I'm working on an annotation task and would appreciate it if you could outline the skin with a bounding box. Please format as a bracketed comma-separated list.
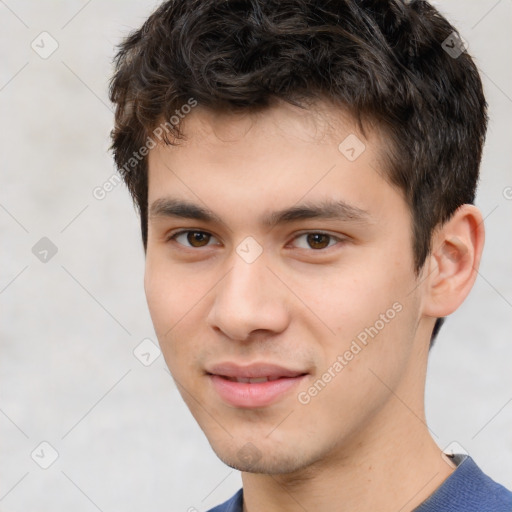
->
[144, 99, 485, 512]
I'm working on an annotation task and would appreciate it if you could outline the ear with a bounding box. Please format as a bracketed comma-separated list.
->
[422, 204, 485, 318]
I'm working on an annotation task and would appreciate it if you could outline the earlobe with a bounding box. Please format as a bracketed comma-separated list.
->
[422, 205, 485, 318]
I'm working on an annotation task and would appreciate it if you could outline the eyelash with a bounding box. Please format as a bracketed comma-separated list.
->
[165, 229, 345, 252]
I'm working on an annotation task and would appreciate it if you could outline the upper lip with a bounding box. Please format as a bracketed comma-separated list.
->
[206, 362, 307, 379]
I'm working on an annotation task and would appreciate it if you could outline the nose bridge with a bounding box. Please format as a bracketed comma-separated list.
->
[208, 243, 289, 340]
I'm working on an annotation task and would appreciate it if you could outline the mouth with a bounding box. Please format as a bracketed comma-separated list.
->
[206, 362, 308, 408]
[221, 376, 282, 383]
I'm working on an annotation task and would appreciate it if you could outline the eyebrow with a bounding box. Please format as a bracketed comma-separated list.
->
[148, 197, 371, 228]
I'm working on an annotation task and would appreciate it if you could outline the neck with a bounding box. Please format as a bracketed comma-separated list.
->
[240, 387, 455, 512]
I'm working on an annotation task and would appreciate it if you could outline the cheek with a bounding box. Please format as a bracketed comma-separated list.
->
[144, 259, 186, 351]
[144, 266, 175, 337]
[144, 252, 200, 330]
[144, 256, 213, 373]
[295, 263, 407, 338]
[307, 251, 419, 371]
[298, 291, 419, 436]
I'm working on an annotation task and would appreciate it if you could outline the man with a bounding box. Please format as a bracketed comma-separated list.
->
[109, 0, 512, 510]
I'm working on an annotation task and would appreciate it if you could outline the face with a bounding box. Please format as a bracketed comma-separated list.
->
[144, 100, 427, 474]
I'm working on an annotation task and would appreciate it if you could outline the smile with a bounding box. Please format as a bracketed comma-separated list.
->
[206, 362, 308, 408]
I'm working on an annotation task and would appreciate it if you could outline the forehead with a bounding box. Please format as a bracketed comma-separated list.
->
[161, 99, 372, 155]
[146, 100, 402, 231]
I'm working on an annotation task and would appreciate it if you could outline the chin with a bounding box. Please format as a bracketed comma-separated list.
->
[210, 439, 315, 475]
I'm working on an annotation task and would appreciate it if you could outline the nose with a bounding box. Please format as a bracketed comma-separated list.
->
[206, 250, 290, 342]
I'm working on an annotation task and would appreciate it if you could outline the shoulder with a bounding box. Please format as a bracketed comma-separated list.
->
[415, 455, 512, 512]
[205, 488, 243, 512]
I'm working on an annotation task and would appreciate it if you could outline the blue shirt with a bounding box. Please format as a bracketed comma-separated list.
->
[207, 454, 512, 512]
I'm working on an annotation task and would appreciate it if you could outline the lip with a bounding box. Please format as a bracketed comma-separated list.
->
[206, 362, 308, 408]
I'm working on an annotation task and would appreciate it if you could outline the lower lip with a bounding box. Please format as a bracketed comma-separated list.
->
[209, 374, 306, 408]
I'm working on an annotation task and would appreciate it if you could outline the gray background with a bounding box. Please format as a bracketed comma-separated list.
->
[0, 1, 511, 511]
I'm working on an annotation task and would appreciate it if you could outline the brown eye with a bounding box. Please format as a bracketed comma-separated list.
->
[170, 230, 216, 248]
[292, 232, 339, 250]
[306, 233, 331, 249]
[187, 231, 210, 247]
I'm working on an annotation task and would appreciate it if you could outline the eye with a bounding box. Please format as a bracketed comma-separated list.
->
[168, 230, 220, 248]
[291, 232, 343, 250]
[166, 230, 344, 251]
